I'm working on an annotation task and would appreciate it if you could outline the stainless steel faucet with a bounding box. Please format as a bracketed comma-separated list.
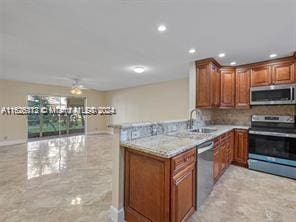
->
[189, 108, 202, 129]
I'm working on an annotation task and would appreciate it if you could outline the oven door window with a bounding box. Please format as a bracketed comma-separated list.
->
[251, 88, 291, 102]
[249, 134, 296, 160]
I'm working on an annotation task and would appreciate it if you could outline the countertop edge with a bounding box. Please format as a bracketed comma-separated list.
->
[121, 125, 249, 158]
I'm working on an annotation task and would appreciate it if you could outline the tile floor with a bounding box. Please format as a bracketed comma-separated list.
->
[189, 165, 296, 222]
[0, 134, 295, 222]
[0, 135, 112, 222]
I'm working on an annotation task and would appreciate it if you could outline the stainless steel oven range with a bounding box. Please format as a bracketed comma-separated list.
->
[248, 115, 296, 179]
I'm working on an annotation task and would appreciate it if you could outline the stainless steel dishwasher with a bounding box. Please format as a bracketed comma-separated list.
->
[197, 141, 214, 208]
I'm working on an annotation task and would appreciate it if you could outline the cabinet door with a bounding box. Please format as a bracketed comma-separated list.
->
[226, 140, 231, 167]
[233, 130, 248, 167]
[236, 69, 250, 108]
[220, 143, 227, 171]
[272, 61, 295, 84]
[220, 68, 235, 107]
[210, 65, 220, 107]
[228, 131, 234, 164]
[196, 65, 211, 108]
[125, 149, 170, 222]
[251, 65, 272, 86]
[171, 163, 196, 222]
[213, 147, 220, 182]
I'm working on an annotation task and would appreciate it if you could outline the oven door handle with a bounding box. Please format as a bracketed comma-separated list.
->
[249, 130, 296, 138]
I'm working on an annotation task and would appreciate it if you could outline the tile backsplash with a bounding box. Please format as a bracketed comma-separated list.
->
[202, 105, 295, 126]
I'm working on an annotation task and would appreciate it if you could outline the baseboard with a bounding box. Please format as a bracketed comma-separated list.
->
[0, 139, 27, 147]
[87, 130, 114, 135]
[109, 206, 125, 222]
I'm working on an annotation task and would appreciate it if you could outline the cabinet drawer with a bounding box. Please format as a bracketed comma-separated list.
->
[171, 148, 196, 175]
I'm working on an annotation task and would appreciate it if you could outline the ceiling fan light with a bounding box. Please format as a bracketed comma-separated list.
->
[71, 86, 82, 95]
[76, 89, 82, 95]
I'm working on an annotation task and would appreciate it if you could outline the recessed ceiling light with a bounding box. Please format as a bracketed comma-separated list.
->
[269, 53, 277, 58]
[133, 66, 145, 74]
[230, 61, 236, 66]
[188, 48, 196, 54]
[218, 53, 226, 58]
[158, 25, 167, 32]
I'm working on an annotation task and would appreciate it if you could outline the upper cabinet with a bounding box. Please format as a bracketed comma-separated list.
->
[272, 61, 295, 84]
[210, 64, 220, 107]
[196, 64, 211, 108]
[196, 59, 221, 108]
[195, 54, 296, 109]
[250, 65, 272, 87]
[220, 67, 235, 108]
[236, 68, 250, 108]
[251, 60, 296, 87]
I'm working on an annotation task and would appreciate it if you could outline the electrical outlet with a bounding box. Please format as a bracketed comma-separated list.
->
[131, 131, 140, 139]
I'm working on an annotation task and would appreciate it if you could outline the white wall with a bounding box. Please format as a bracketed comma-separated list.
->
[0, 79, 107, 143]
[105, 78, 189, 125]
[0, 78, 191, 142]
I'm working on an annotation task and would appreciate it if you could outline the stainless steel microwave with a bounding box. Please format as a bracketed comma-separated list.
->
[250, 84, 296, 105]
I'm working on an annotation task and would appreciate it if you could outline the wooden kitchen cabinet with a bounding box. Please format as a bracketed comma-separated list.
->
[220, 67, 235, 108]
[233, 129, 248, 167]
[196, 64, 211, 108]
[196, 59, 221, 108]
[220, 143, 227, 171]
[272, 61, 295, 84]
[171, 163, 196, 222]
[228, 131, 234, 164]
[124, 147, 196, 222]
[124, 149, 170, 222]
[196, 54, 296, 109]
[236, 69, 250, 108]
[213, 141, 221, 182]
[210, 64, 221, 107]
[213, 130, 235, 183]
[251, 65, 272, 87]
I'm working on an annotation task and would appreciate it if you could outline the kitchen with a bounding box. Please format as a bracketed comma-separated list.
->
[1, 1, 296, 222]
[109, 54, 296, 222]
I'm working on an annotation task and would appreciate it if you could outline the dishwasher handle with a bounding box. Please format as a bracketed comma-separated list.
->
[197, 141, 214, 154]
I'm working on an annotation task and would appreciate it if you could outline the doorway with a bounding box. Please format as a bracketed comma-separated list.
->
[27, 95, 86, 139]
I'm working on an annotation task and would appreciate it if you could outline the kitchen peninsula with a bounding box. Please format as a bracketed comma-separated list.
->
[109, 120, 249, 222]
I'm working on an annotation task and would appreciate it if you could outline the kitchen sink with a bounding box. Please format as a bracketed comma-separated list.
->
[166, 127, 217, 140]
[189, 128, 217, 133]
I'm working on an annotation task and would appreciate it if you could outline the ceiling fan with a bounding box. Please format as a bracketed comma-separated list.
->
[70, 78, 86, 95]
[51, 76, 90, 95]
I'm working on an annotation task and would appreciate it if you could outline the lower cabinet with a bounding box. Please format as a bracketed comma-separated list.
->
[213, 129, 247, 183]
[227, 131, 234, 165]
[171, 163, 196, 222]
[124, 147, 196, 222]
[213, 145, 221, 182]
[233, 129, 249, 167]
[213, 132, 232, 182]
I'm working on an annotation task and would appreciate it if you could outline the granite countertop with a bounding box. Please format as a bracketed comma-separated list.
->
[121, 125, 249, 158]
[108, 119, 188, 129]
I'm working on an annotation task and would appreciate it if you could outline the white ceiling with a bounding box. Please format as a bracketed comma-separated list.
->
[1, 0, 296, 91]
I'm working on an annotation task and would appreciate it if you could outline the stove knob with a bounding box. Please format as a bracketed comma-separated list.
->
[287, 116, 294, 122]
